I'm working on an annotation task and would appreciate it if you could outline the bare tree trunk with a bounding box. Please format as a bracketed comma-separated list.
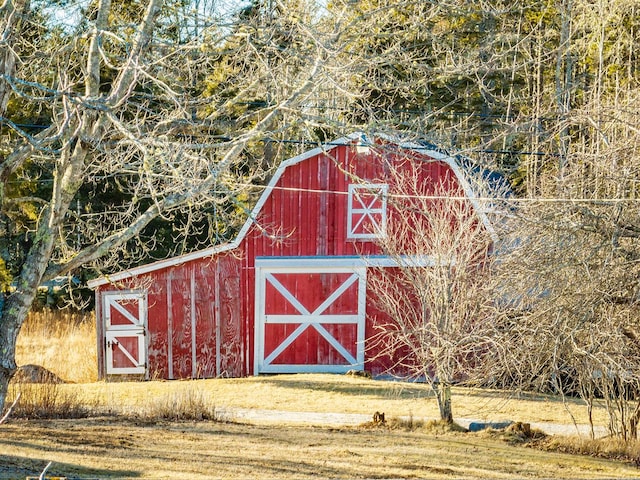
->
[555, 0, 573, 183]
[0, 0, 30, 412]
[0, 0, 29, 113]
[0, 137, 86, 409]
[0, 222, 55, 408]
[0, 276, 39, 409]
[434, 381, 453, 424]
[0, 0, 110, 410]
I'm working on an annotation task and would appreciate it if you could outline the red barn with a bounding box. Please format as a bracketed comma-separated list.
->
[88, 133, 500, 380]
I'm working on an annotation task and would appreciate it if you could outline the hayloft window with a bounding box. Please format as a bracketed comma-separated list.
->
[347, 184, 388, 239]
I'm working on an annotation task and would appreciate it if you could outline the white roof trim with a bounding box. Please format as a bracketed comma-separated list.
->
[255, 255, 451, 268]
[88, 132, 497, 287]
[375, 133, 499, 243]
[88, 134, 361, 288]
[87, 243, 237, 287]
[440, 156, 499, 242]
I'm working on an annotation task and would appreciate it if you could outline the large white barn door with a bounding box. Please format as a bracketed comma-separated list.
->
[255, 259, 366, 374]
[103, 291, 147, 375]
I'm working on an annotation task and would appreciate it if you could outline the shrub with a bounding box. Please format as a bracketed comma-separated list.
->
[5, 381, 93, 419]
[133, 387, 218, 421]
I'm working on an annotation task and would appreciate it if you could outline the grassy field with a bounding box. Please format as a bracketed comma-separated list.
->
[57, 374, 606, 428]
[3, 417, 639, 480]
[16, 309, 98, 383]
[3, 310, 639, 479]
[12, 310, 609, 426]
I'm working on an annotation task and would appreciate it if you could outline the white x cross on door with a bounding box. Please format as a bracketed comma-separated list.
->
[103, 291, 147, 375]
[347, 184, 388, 239]
[255, 261, 366, 374]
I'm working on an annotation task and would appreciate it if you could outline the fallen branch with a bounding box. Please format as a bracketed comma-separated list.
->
[0, 392, 20, 425]
[39, 461, 52, 480]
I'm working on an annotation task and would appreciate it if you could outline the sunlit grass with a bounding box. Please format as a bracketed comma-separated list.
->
[45, 373, 607, 431]
[13, 309, 609, 428]
[16, 309, 97, 383]
[3, 417, 639, 480]
[8, 308, 640, 476]
[5, 381, 94, 419]
[542, 435, 640, 465]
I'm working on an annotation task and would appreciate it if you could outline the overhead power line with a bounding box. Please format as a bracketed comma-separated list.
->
[1, 121, 563, 157]
[260, 137, 562, 158]
[6, 175, 640, 205]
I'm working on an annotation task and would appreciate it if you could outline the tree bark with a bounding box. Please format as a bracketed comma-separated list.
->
[0, 209, 59, 410]
[434, 381, 454, 424]
[0, 0, 108, 411]
[0, 0, 31, 412]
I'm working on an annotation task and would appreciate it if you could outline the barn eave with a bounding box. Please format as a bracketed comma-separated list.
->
[87, 132, 501, 288]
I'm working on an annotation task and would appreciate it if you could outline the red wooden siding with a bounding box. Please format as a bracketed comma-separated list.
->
[93, 136, 491, 380]
[97, 253, 243, 379]
[243, 145, 390, 260]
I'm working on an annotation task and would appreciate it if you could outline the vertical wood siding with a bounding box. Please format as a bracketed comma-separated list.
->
[97, 141, 472, 379]
[98, 253, 244, 379]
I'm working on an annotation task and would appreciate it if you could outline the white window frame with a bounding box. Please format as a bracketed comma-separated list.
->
[347, 183, 388, 240]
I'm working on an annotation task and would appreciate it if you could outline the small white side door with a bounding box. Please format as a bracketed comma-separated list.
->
[103, 291, 147, 375]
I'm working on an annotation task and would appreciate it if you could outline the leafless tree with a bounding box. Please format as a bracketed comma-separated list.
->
[366, 161, 505, 423]
[0, 0, 377, 412]
[475, 0, 640, 440]
[489, 195, 640, 439]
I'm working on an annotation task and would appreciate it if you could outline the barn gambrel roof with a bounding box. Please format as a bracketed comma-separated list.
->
[88, 133, 506, 288]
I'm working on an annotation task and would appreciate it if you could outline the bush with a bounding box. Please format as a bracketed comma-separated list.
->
[5, 381, 93, 419]
[133, 387, 218, 422]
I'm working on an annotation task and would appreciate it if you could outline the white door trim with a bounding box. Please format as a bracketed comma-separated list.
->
[103, 290, 147, 375]
[254, 260, 366, 374]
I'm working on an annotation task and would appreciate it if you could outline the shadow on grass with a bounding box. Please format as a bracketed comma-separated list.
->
[259, 374, 581, 411]
[462, 386, 584, 406]
[0, 454, 140, 479]
[258, 373, 436, 400]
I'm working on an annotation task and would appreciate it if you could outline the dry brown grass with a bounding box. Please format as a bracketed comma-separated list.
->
[2, 417, 639, 480]
[68, 373, 609, 430]
[131, 386, 218, 421]
[541, 435, 640, 465]
[15, 309, 97, 383]
[5, 382, 92, 419]
[6, 310, 98, 420]
[7, 308, 640, 479]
